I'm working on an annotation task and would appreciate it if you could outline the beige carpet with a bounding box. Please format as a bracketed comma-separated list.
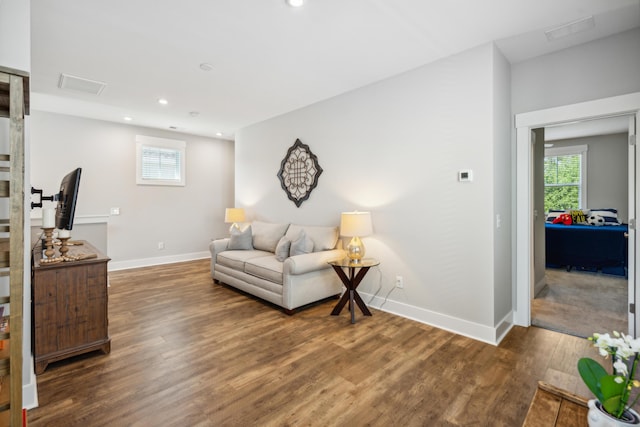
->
[532, 268, 628, 338]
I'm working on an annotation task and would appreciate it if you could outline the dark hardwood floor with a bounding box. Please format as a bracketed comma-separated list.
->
[28, 259, 599, 426]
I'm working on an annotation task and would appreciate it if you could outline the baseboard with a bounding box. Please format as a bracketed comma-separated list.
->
[108, 251, 210, 271]
[361, 291, 513, 346]
[23, 356, 39, 409]
[534, 276, 546, 297]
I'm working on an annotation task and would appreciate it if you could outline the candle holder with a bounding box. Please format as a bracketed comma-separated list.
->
[41, 227, 55, 259]
[58, 236, 70, 258]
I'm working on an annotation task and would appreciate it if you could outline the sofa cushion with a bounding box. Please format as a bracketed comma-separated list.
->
[274, 236, 291, 262]
[290, 229, 314, 256]
[245, 256, 284, 284]
[286, 224, 339, 252]
[217, 249, 272, 271]
[251, 221, 290, 252]
[228, 225, 253, 250]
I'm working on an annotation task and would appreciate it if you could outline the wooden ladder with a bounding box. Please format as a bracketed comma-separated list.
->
[0, 66, 29, 426]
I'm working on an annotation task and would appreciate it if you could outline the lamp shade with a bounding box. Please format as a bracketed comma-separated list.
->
[224, 208, 245, 223]
[340, 211, 372, 237]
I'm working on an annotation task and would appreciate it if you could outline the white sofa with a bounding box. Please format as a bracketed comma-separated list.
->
[209, 221, 346, 313]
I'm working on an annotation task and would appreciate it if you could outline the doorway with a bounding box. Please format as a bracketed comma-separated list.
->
[514, 92, 640, 337]
[530, 123, 630, 337]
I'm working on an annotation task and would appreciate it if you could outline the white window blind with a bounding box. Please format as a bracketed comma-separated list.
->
[136, 135, 186, 186]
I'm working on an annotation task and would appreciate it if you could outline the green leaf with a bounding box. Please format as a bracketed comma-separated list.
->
[600, 375, 626, 415]
[578, 358, 608, 401]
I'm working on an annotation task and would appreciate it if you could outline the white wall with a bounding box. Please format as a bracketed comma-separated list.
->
[0, 0, 30, 72]
[512, 28, 640, 115]
[492, 45, 512, 327]
[236, 43, 511, 343]
[30, 111, 235, 269]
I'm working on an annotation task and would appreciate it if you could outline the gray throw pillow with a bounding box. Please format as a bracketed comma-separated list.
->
[274, 236, 291, 262]
[289, 229, 314, 257]
[228, 225, 253, 250]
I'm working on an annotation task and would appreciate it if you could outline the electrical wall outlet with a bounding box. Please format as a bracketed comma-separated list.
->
[395, 275, 404, 288]
[158, 241, 165, 250]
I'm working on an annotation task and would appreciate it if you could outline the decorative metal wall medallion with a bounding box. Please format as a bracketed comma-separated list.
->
[277, 139, 323, 207]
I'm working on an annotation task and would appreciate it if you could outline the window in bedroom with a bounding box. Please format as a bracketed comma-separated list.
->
[544, 144, 587, 211]
[136, 135, 186, 186]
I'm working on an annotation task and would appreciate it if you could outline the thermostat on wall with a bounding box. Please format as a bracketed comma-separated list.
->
[458, 170, 473, 182]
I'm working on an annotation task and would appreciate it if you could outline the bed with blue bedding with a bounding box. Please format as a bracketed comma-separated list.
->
[545, 223, 628, 276]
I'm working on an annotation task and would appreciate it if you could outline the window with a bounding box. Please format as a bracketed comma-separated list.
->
[136, 135, 186, 186]
[544, 144, 587, 211]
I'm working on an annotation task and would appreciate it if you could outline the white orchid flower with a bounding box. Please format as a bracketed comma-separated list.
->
[614, 359, 629, 376]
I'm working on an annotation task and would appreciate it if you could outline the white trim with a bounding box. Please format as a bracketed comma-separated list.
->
[22, 357, 38, 409]
[108, 251, 210, 271]
[363, 291, 514, 345]
[514, 92, 640, 330]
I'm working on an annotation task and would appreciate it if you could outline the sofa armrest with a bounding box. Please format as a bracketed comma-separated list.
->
[209, 238, 230, 258]
[283, 249, 345, 276]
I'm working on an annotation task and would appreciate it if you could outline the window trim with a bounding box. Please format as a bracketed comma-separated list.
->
[135, 135, 186, 187]
[544, 144, 588, 211]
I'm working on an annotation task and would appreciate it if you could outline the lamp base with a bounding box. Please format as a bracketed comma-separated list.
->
[346, 236, 365, 263]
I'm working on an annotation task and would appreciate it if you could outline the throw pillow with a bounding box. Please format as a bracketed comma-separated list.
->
[569, 210, 587, 224]
[274, 236, 291, 262]
[589, 209, 622, 225]
[290, 229, 314, 257]
[251, 221, 290, 252]
[228, 225, 253, 250]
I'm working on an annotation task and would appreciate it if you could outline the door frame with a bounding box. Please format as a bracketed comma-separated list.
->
[514, 92, 640, 334]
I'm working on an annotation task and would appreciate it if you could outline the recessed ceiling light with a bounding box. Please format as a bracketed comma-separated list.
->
[158, 98, 169, 105]
[189, 111, 200, 117]
[286, 0, 304, 7]
[199, 63, 214, 72]
[215, 132, 223, 137]
[169, 126, 178, 130]
[123, 116, 133, 121]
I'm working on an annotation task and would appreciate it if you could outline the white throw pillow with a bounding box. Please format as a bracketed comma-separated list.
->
[274, 236, 291, 262]
[286, 224, 339, 252]
[289, 229, 314, 257]
[251, 221, 290, 252]
[228, 225, 253, 250]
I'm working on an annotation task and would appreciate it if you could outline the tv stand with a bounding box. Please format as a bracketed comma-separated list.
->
[32, 240, 111, 374]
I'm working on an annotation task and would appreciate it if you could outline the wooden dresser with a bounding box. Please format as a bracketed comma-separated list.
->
[32, 240, 111, 374]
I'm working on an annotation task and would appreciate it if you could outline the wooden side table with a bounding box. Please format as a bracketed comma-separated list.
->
[328, 258, 379, 324]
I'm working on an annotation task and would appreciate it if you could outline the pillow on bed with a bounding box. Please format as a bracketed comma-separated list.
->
[569, 210, 589, 225]
[545, 210, 565, 223]
[589, 209, 621, 225]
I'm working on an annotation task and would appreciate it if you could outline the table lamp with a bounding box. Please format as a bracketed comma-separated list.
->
[340, 211, 373, 263]
[225, 208, 245, 232]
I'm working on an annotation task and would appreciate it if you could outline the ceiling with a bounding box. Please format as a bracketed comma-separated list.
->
[30, 0, 640, 140]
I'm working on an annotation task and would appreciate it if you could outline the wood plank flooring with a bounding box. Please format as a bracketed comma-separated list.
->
[28, 259, 602, 426]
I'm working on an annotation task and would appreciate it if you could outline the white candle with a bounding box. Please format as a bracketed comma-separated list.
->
[42, 208, 55, 228]
[58, 229, 70, 238]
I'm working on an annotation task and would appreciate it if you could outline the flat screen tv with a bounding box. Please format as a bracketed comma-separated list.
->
[55, 168, 82, 230]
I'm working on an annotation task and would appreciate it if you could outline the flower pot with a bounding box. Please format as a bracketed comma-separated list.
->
[588, 399, 640, 427]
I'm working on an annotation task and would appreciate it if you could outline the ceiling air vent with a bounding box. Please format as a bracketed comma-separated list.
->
[58, 73, 107, 95]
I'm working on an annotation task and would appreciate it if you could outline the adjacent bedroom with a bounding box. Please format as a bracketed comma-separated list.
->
[531, 116, 632, 338]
